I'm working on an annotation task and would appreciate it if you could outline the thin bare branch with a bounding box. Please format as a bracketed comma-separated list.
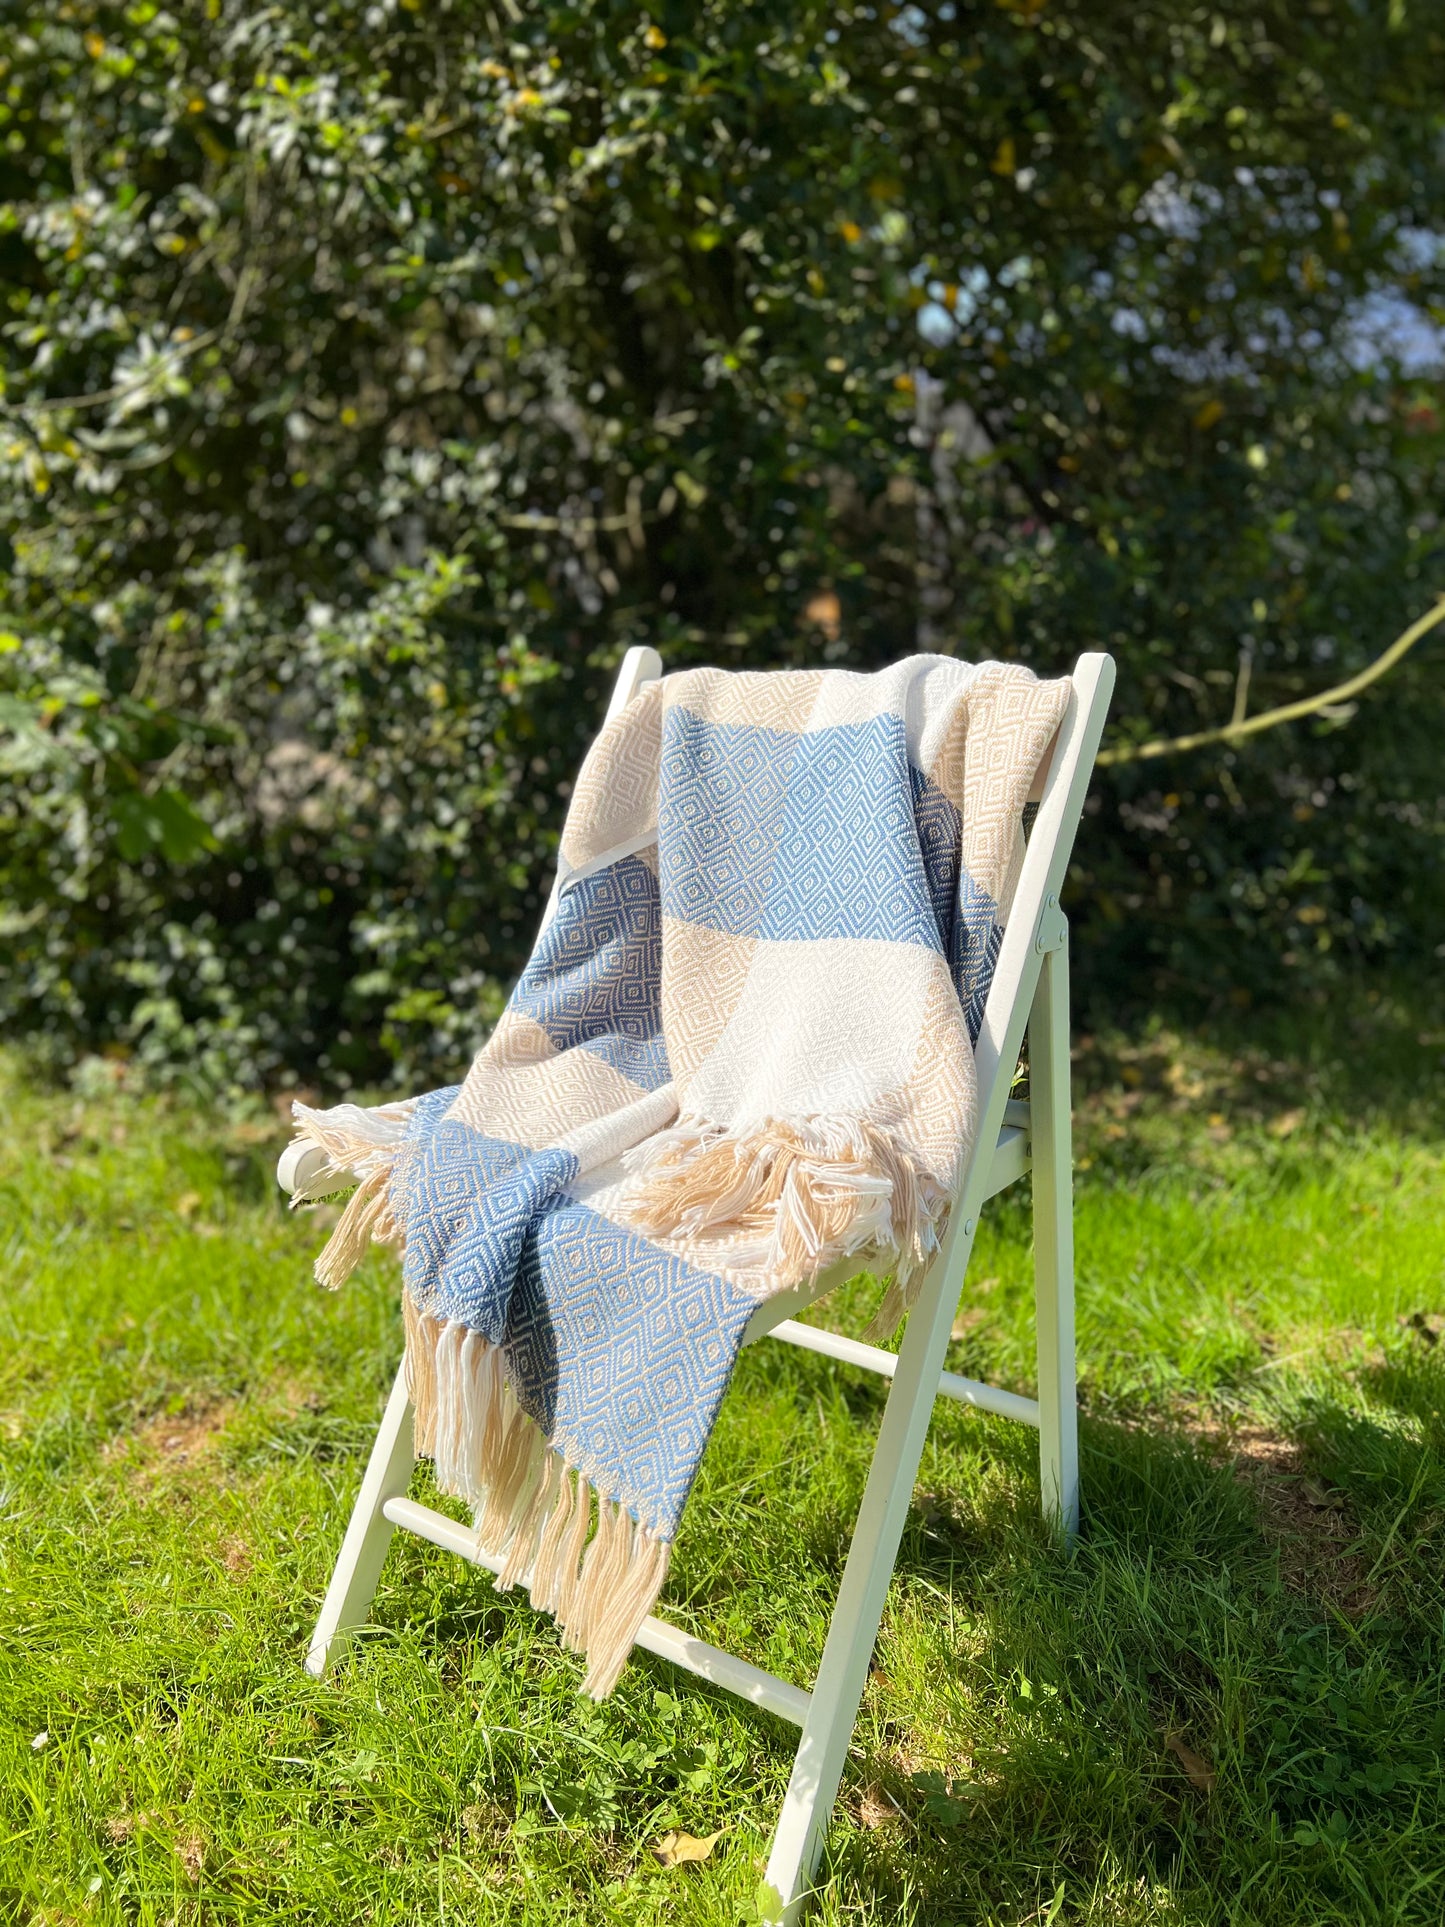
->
[1, 328, 220, 415]
[1096, 594, 1445, 769]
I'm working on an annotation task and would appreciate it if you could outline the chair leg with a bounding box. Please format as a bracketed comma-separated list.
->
[1029, 935, 1079, 1541]
[305, 1363, 416, 1677]
[760, 1229, 976, 1923]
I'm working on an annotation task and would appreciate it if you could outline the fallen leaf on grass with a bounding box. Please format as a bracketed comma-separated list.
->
[1300, 1480, 1345, 1512]
[1269, 1107, 1306, 1139]
[174, 1191, 203, 1218]
[1164, 1731, 1216, 1793]
[652, 1827, 724, 1867]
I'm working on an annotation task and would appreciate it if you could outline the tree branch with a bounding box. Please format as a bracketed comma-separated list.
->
[2, 328, 220, 416]
[1095, 594, 1445, 769]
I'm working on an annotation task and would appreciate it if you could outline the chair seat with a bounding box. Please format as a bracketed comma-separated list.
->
[283, 1101, 1034, 1350]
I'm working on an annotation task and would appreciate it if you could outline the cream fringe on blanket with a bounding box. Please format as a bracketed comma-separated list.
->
[402, 1293, 670, 1699]
[289, 1098, 417, 1290]
[621, 1111, 949, 1339]
[288, 1099, 673, 1694]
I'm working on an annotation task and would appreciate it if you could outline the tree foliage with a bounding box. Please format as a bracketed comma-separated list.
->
[1, 1, 1442, 1090]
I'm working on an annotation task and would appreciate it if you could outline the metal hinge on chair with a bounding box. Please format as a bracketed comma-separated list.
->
[1034, 895, 1068, 954]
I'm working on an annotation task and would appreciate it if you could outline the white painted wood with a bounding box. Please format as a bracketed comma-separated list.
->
[304, 1364, 416, 1677]
[982, 1119, 1032, 1198]
[760, 653, 1115, 1923]
[739, 1257, 859, 1345]
[1029, 930, 1079, 1538]
[761, 1193, 985, 1920]
[606, 644, 665, 719]
[277, 1140, 330, 1195]
[764, 1319, 1041, 1427]
[381, 1496, 812, 1725]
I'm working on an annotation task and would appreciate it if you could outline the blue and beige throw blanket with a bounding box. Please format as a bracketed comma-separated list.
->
[290, 658, 1069, 1693]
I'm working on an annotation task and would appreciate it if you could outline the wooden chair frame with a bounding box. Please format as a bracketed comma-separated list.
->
[280, 645, 1116, 1922]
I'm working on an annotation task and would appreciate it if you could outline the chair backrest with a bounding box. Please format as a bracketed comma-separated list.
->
[610, 642, 1110, 993]
[969, 652, 1115, 1176]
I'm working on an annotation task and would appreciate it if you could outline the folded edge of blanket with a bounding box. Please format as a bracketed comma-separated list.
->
[620, 1110, 950, 1336]
[286, 1099, 418, 1288]
[402, 1293, 671, 1699]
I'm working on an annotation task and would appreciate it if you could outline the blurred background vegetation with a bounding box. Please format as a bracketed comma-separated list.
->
[1, 1, 1442, 1097]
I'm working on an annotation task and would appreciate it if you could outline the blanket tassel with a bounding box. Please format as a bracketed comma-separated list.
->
[402, 1295, 671, 1698]
[623, 1111, 949, 1336]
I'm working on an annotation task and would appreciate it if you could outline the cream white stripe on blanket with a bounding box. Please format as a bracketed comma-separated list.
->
[290, 656, 1069, 1694]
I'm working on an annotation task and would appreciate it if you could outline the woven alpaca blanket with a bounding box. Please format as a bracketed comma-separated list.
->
[291, 656, 1069, 1694]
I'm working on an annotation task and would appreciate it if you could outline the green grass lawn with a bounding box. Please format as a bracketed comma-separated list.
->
[4, 996, 1445, 1925]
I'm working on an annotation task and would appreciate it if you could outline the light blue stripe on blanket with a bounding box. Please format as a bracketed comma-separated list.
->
[399, 1088, 580, 1342]
[508, 1195, 758, 1534]
[662, 706, 1002, 1038]
[660, 707, 943, 948]
[398, 1090, 755, 1534]
[510, 855, 671, 1091]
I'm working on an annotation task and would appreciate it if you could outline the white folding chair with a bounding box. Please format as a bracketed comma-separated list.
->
[280, 645, 1116, 1923]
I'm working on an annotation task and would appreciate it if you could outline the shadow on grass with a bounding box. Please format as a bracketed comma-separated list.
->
[1076, 972, 1445, 1143]
[312, 1340, 1445, 1925]
[1351, 1343, 1445, 1452]
[826, 1407, 1444, 1923]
